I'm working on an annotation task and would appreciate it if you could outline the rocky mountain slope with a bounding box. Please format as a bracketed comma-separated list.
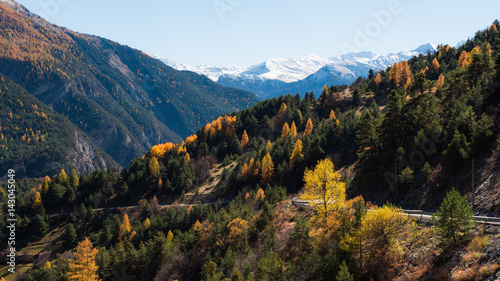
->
[0, 0, 258, 167]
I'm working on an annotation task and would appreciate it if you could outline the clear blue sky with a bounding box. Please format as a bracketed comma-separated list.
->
[15, 0, 500, 67]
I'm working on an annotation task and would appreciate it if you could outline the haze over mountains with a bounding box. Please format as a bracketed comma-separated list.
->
[161, 43, 437, 99]
[0, 0, 258, 177]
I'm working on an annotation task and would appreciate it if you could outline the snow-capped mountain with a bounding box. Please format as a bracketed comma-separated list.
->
[160, 44, 437, 99]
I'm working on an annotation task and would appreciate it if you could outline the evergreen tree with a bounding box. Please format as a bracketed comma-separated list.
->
[336, 261, 354, 281]
[432, 188, 475, 249]
[63, 223, 77, 248]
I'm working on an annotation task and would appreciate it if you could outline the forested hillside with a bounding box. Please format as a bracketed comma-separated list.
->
[0, 74, 118, 178]
[0, 1, 258, 167]
[1, 20, 500, 281]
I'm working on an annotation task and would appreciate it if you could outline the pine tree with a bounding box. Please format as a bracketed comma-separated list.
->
[290, 121, 297, 138]
[260, 153, 275, 186]
[432, 188, 475, 249]
[336, 261, 354, 281]
[64, 223, 77, 248]
[68, 238, 100, 281]
[304, 118, 313, 135]
[119, 214, 131, 239]
[44, 261, 52, 269]
[281, 123, 290, 140]
[422, 162, 432, 183]
[241, 130, 249, 149]
[70, 169, 79, 188]
[290, 139, 304, 168]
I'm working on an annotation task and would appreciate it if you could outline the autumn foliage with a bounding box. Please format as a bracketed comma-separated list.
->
[68, 238, 100, 281]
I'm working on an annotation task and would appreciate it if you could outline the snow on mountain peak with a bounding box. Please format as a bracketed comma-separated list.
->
[411, 43, 438, 54]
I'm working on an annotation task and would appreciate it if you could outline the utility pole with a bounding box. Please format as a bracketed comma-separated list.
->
[395, 161, 398, 201]
[471, 158, 474, 211]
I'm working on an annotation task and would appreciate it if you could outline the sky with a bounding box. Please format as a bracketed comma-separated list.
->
[15, 0, 500, 67]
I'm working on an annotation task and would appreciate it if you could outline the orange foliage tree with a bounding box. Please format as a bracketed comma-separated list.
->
[241, 130, 249, 149]
[304, 118, 313, 135]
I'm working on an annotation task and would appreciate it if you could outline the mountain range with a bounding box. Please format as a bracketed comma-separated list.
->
[0, 0, 258, 177]
[161, 43, 437, 99]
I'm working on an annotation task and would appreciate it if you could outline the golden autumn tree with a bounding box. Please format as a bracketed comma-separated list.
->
[290, 121, 298, 138]
[279, 102, 287, 116]
[241, 130, 249, 149]
[281, 122, 290, 140]
[304, 118, 313, 135]
[227, 218, 249, 247]
[167, 230, 174, 248]
[360, 205, 415, 274]
[430, 58, 440, 71]
[149, 157, 160, 178]
[329, 110, 336, 121]
[68, 238, 100, 281]
[302, 158, 346, 220]
[119, 214, 131, 239]
[437, 74, 445, 90]
[489, 24, 498, 33]
[400, 61, 412, 85]
[143, 218, 151, 230]
[375, 73, 381, 85]
[260, 153, 274, 186]
[389, 62, 400, 85]
[59, 168, 68, 183]
[458, 51, 470, 68]
[266, 140, 272, 152]
[71, 169, 79, 188]
[32, 191, 42, 210]
[255, 188, 266, 200]
[42, 176, 50, 194]
[44, 261, 51, 269]
[290, 139, 304, 168]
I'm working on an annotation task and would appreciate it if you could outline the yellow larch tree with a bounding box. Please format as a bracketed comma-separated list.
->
[266, 140, 272, 152]
[430, 58, 440, 71]
[119, 214, 131, 239]
[458, 51, 470, 68]
[32, 191, 42, 210]
[68, 238, 100, 281]
[290, 121, 298, 138]
[44, 261, 51, 269]
[281, 122, 290, 140]
[241, 130, 249, 149]
[255, 188, 266, 200]
[42, 176, 50, 194]
[59, 168, 68, 183]
[375, 73, 381, 85]
[437, 74, 445, 91]
[360, 205, 415, 273]
[149, 157, 160, 178]
[279, 102, 287, 116]
[143, 218, 151, 230]
[260, 153, 274, 186]
[227, 218, 249, 247]
[304, 118, 313, 135]
[302, 158, 346, 220]
[290, 139, 304, 168]
[389, 62, 400, 85]
[329, 110, 336, 121]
